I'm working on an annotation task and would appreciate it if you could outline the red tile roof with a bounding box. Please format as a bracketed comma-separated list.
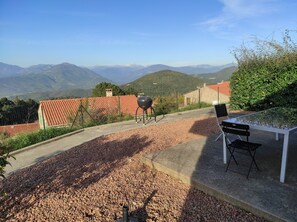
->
[39, 95, 138, 127]
[207, 81, 230, 96]
[0, 123, 39, 136]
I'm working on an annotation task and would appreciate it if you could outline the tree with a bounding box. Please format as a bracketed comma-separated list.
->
[0, 97, 39, 125]
[124, 86, 138, 96]
[92, 82, 125, 97]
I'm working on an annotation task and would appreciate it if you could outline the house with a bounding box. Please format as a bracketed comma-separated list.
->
[184, 81, 230, 106]
[38, 95, 138, 128]
[0, 122, 39, 136]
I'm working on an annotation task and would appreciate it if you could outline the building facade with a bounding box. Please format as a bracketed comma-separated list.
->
[184, 81, 230, 106]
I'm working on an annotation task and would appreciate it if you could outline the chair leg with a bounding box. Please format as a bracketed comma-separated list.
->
[215, 132, 223, 141]
[246, 150, 260, 179]
[226, 147, 238, 172]
[250, 150, 260, 171]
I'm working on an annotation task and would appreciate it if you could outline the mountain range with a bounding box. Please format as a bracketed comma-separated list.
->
[0, 62, 237, 100]
[89, 63, 236, 83]
[193, 66, 238, 84]
[0, 62, 110, 98]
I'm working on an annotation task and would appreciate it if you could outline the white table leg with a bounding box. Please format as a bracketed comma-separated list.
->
[280, 133, 289, 183]
[223, 132, 227, 164]
[275, 133, 279, 141]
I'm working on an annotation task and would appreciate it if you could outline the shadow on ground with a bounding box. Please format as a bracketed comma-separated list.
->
[0, 134, 152, 220]
[181, 116, 297, 221]
[143, 113, 297, 221]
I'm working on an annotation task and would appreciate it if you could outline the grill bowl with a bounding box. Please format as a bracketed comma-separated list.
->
[137, 96, 153, 110]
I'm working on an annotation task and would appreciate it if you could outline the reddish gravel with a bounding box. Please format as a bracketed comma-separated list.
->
[0, 116, 266, 221]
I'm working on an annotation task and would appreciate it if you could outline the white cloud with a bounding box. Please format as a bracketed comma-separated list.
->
[201, 0, 279, 31]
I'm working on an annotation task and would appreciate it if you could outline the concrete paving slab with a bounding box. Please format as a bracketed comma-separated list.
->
[142, 130, 297, 222]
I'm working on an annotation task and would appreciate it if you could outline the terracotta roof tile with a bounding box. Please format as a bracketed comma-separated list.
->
[39, 95, 138, 127]
[207, 81, 230, 96]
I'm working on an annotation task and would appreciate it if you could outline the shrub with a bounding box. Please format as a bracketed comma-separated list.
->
[153, 96, 178, 115]
[6, 127, 77, 151]
[231, 30, 297, 110]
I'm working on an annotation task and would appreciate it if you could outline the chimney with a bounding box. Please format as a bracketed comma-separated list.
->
[106, 88, 113, 97]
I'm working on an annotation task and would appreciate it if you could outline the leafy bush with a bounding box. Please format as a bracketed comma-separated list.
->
[0, 133, 14, 179]
[0, 152, 14, 179]
[231, 30, 297, 110]
[154, 96, 179, 115]
[6, 127, 77, 151]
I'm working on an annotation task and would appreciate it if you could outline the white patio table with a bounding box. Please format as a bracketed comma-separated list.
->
[223, 107, 297, 183]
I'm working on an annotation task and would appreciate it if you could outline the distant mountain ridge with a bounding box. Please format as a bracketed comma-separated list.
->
[0, 61, 236, 99]
[194, 66, 237, 84]
[0, 63, 110, 98]
[0, 62, 24, 78]
[89, 63, 237, 83]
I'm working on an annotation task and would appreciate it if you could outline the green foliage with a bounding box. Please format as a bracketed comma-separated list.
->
[6, 127, 77, 151]
[154, 96, 179, 115]
[92, 82, 125, 97]
[0, 133, 14, 179]
[122, 70, 204, 97]
[0, 97, 39, 125]
[231, 30, 297, 110]
[0, 152, 14, 179]
[123, 86, 138, 96]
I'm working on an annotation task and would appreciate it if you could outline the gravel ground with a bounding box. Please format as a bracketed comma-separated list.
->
[0, 116, 267, 222]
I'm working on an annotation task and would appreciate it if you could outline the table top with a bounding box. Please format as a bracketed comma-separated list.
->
[227, 107, 297, 131]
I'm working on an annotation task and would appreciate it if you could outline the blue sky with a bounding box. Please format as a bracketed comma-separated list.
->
[0, 0, 296, 67]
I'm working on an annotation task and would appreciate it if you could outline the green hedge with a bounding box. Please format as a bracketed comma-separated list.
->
[230, 32, 297, 111]
[6, 127, 77, 151]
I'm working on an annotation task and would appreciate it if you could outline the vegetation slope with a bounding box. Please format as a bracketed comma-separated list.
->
[123, 70, 204, 97]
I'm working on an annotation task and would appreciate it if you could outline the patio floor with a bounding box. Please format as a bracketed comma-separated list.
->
[142, 123, 297, 222]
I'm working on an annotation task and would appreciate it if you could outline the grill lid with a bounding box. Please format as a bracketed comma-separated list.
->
[137, 96, 153, 110]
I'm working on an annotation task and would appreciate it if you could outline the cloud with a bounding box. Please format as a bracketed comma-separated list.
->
[201, 0, 279, 31]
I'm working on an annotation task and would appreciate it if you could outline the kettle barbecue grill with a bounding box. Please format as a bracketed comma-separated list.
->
[135, 96, 156, 124]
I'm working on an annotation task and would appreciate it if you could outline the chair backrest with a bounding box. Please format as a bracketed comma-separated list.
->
[222, 121, 250, 137]
[214, 104, 228, 118]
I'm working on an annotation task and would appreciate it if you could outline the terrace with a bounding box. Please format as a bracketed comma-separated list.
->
[1, 108, 296, 221]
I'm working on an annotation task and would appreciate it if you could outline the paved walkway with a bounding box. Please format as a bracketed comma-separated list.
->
[5, 107, 214, 176]
[143, 127, 297, 222]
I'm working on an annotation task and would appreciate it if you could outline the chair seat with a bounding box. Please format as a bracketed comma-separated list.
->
[229, 139, 261, 151]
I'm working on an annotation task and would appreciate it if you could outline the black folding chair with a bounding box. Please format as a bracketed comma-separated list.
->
[222, 121, 262, 179]
[214, 104, 229, 141]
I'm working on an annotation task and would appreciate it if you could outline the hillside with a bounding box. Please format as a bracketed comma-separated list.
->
[89, 63, 236, 84]
[0, 63, 110, 98]
[7, 88, 93, 101]
[0, 62, 24, 78]
[194, 66, 237, 84]
[123, 70, 204, 97]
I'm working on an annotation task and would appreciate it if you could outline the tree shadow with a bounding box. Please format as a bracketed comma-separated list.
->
[115, 189, 158, 222]
[0, 134, 152, 220]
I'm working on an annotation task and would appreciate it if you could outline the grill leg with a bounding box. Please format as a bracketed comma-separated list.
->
[135, 107, 140, 123]
[142, 109, 145, 124]
[151, 107, 157, 123]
